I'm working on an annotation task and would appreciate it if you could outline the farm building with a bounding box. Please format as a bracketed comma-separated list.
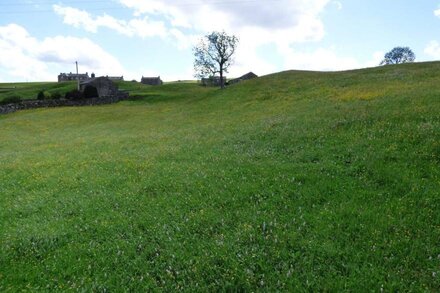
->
[58, 72, 90, 82]
[227, 72, 258, 85]
[80, 76, 119, 98]
[107, 75, 124, 81]
[141, 76, 163, 85]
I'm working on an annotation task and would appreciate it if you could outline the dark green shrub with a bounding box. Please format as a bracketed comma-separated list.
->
[0, 96, 21, 105]
[51, 92, 62, 100]
[37, 90, 45, 100]
[65, 89, 84, 100]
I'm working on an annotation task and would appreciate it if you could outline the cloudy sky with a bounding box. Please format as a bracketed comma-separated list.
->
[1, 0, 440, 82]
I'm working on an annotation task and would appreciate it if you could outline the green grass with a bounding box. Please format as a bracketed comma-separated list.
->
[0, 82, 78, 102]
[0, 80, 200, 102]
[1, 62, 440, 291]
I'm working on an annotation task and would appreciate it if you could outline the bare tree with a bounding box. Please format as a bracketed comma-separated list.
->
[194, 31, 238, 89]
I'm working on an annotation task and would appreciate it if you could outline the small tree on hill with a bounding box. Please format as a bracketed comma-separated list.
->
[193, 31, 238, 89]
[380, 47, 415, 65]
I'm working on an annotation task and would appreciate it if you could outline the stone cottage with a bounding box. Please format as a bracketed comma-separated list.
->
[141, 76, 163, 85]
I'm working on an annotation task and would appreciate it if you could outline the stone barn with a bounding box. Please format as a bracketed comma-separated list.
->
[201, 76, 226, 87]
[227, 72, 258, 85]
[80, 76, 119, 98]
[141, 76, 163, 85]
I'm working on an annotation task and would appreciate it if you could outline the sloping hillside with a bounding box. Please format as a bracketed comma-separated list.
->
[0, 81, 77, 102]
[1, 62, 439, 291]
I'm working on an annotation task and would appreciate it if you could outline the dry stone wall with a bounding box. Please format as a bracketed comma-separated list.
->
[0, 92, 129, 115]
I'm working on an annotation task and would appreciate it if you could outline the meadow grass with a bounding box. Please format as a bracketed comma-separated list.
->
[0, 80, 199, 102]
[0, 82, 77, 102]
[1, 62, 440, 291]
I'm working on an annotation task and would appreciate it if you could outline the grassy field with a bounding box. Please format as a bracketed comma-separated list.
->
[0, 80, 199, 103]
[1, 62, 440, 291]
[0, 81, 77, 102]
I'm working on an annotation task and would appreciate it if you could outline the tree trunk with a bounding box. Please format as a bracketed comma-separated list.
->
[220, 64, 224, 89]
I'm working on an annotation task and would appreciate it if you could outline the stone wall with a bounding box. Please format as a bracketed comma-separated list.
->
[0, 92, 129, 115]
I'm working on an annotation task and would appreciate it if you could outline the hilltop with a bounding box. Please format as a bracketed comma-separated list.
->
[1, 62, 439, 291]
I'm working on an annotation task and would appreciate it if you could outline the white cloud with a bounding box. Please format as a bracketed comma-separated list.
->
[116, 0, 332, 75]
[53, 4, 168, 38]
[117, 0, 330, 44]
[333, 1, 343, 10]
[281, 46, 359, 71]
[435, 8, 440, 17]
[119, 0, 191, 27]
[424, 40, 440, 58]
[37, 36, 125, 75]
[168, 28, 199, 50]
[278, 45, 383, 72]
[231, 45, 277, 77]
[0, 24, 51, 81]
[116, 0, 335, 75]
[53, 4, 192, 49]
[53, 5, 97, 32]
[365, 51, 385, 68]
[0, 23, 127, 82]
[119, 0, 330, 30]
[51, 0, 379, 79]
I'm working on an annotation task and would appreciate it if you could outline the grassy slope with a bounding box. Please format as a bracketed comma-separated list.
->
[1, 62, 440, 291]
[0, 80, 197, 102]
[0, 81, 77, 102]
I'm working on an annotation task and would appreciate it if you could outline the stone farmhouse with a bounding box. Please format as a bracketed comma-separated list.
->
[58, 72, 124, 82]
[58, 72, 90, 82]
[141, 76, 163, 85]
